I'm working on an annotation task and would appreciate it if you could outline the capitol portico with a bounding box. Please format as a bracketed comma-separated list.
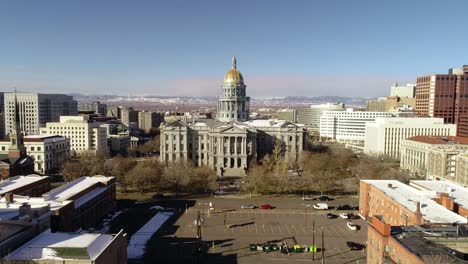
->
[160, 57, 305, 176]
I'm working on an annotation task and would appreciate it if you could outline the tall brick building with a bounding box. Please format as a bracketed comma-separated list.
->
[415, 65, 468, 136]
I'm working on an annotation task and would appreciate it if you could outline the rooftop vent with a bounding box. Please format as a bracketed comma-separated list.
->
[388, 183, 393, 188]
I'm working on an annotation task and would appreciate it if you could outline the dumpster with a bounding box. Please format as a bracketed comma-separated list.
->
[293, 244, 302, 253]
[249, 244, 257, 251]
[263, 244, 271, 252]
[271, 244, 280, 251]
[308, 245, 317, 252]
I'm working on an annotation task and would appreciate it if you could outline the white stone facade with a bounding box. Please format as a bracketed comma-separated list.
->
[160, 57, 305, 176]
[364, 118, 457, 159]
[0, 135, 70, 174]
[40, 116, 108, 156]
[320, 110, 394, 143]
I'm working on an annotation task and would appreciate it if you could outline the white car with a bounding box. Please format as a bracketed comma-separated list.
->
[339, 213, 349, 219]
[312, 203, 329, 210]
[347, 222, 358, 231]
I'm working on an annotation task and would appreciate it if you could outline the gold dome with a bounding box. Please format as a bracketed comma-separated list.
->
[223, 56, 244, 85]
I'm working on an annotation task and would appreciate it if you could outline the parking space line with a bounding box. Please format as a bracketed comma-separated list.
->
[262, 224, 266, 233]
[285, 224, 291, 235]
[270, 225, 274, 233]
[255, 223, 258, 234]
[291, 224, 297, 233]
[300, 225, 307, 234]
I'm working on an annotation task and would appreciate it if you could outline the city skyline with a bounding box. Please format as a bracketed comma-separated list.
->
[1, 0, 467, 97]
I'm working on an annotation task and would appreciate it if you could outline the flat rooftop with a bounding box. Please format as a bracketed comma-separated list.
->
[392, 225, 468, 263]
[411, 180, 468, 209]
[6, 230, 114, 261]
[43, 176, 114, 202]
[0, 196, 71, 220]
[363, 180, 468, 224]
[406, 136, 468, 145]
[0, 175, 49, 196]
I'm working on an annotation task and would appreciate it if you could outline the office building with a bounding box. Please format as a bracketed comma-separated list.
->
[0, 135, 70, 174]
[160, 57, 305, 176]
[121, 108, 138, 125]
[138, 111, 164, 133]
[6, 229, 127, 264]
[415, 65, 468, 136]
[78, 101, 108, 116]
[390, 82, 416, 98]
[296, 103, 345, 132]
[320, 110, 394, 143]
[40, 116, 108, 156]
[108, 134, 131, 155]
[400, 136, 468, 177]
[364, 117, 457, 159]
[4, 93, 77, 135]
[277, 109, 296, 123]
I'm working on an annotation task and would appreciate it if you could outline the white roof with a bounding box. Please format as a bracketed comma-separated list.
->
[0, 196, 71, 220]
[363, 180, 468, 224]
[0, 175, 49, 196]
[6, 230, 113, 260]
[410, 180, 468, 209]
[44, 176, 114, 202]
[243, 119, 289, 128]
[73, 187, 107, 209]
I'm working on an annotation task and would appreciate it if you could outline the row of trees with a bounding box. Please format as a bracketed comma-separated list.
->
[61, 140, 409, 196]
[243, 142, 409, 195]
[61, 152, 217, 195]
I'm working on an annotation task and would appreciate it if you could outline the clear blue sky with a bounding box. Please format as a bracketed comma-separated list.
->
[1, 0, 467, 97]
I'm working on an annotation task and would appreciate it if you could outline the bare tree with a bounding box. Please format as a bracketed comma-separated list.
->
[161, 160, 192, 194]
[422, 254, 457, 264]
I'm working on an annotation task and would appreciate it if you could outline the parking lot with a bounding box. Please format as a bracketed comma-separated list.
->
[152, 197, 367, 264]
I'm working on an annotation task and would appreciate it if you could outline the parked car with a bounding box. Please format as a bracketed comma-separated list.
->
[351, 206, 359, 210]
[312, 203, 329, 210]
[302, 195, 313, 201]
[336, 204, 351, 210]
[339, 213, 349, 219]
[315, 196, 332, 201]
[241, 204, 257, 209]
[260, 204, 273, 210]
[347, 222, 358, 231]
[346, 241, 365, 250]
[349, 214, 360, 219]
[327, 213, 337, 219]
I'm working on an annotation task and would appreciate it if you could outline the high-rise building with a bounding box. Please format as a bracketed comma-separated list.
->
[364, 117, 457, 159]
[40, 116, 108, 156]
[121, 108, 138, 125]
[415, 66, 468, 136]
[138, 111, 164, 133]
[78, 101, 107, 116]
[4, 93, 77, 135]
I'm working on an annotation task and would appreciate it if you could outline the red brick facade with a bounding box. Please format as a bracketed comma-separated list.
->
[416, 73, 468, 136]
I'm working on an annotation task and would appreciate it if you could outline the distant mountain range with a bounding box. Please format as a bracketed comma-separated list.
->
[71, 94, 372, 108]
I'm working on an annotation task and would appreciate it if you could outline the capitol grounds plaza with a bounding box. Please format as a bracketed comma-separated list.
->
[147, 196, 367, 264]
